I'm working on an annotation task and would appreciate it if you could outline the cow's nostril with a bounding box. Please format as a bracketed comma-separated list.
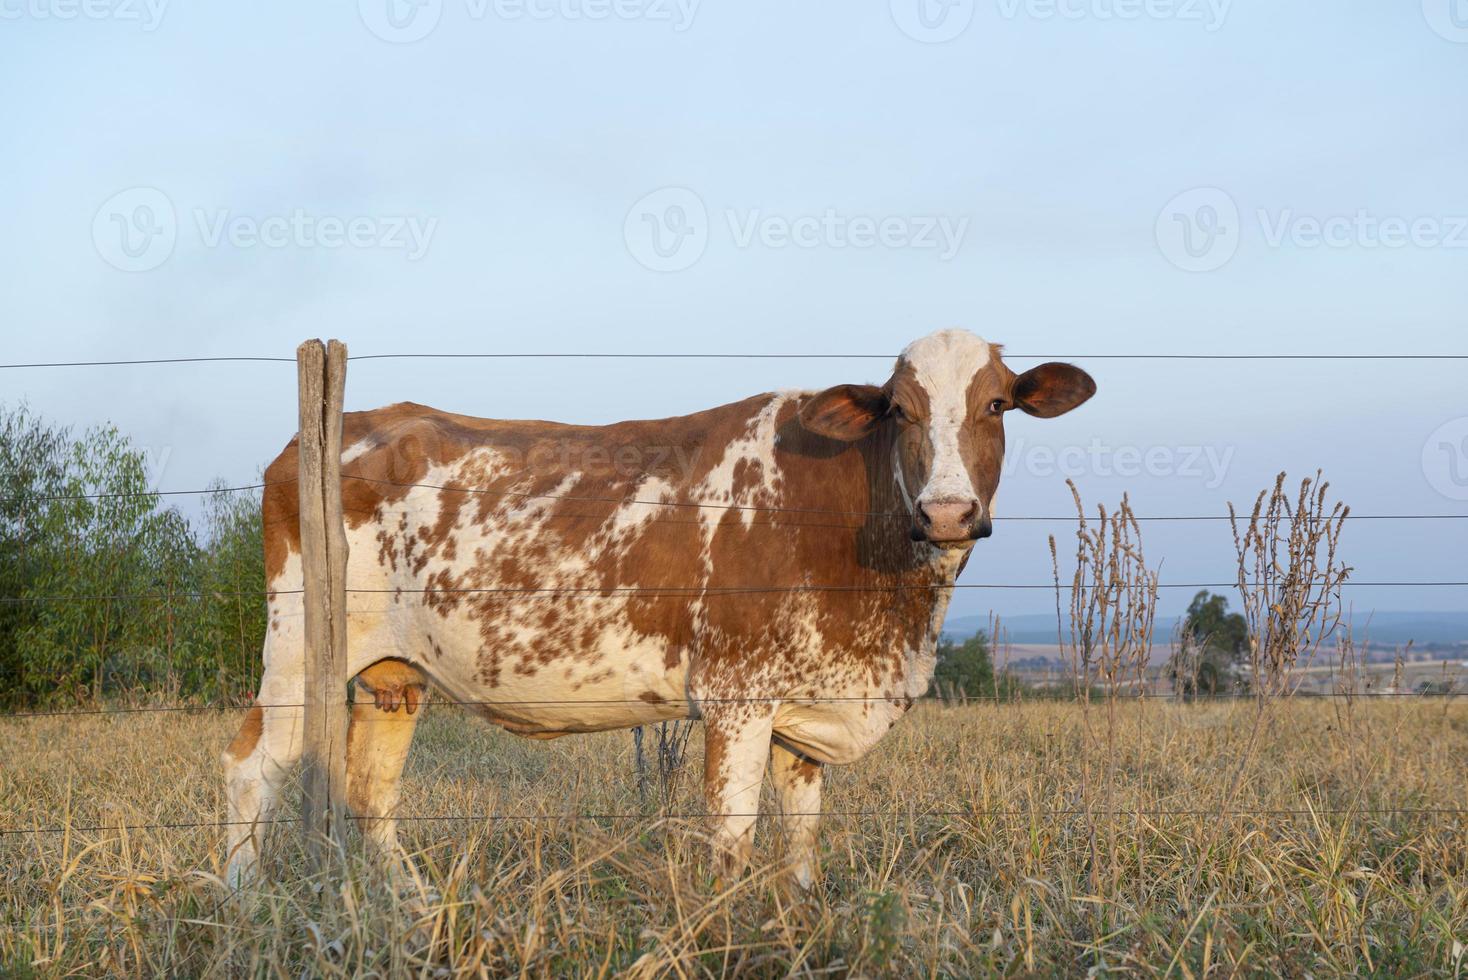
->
[961, 501, 979, 523]
[917, 505, 934, 528]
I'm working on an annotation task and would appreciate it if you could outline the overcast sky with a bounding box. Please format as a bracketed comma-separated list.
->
[2, 0, 1464, 622]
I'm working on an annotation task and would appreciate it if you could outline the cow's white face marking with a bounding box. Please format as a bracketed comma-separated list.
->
[899, 328, 991, 518]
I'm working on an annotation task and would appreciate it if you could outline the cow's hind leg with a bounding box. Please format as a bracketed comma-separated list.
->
[769, 741, 823, 889]
[346, 661, 427, 855]
[222, 665, 305, 890]
[701, 704, 775, 875]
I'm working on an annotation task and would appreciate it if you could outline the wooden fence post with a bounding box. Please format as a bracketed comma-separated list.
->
[297, 338, 350, 870]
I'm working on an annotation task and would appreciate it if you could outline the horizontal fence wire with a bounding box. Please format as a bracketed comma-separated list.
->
[5, 352, 1468, 370]
[3, 581, 1466, 605]
[333, 474, 1468, 524]
[4, 689, 1468, 720]
[348, 353, 1468, 362]
[5, 806, 1468, 838]
[0, 481, 272, 503]
[340, 581, 1466, 595]
[6, 474, 1463, 524]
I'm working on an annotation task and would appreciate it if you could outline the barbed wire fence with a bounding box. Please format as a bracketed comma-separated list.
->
[1, 345, 1465, 840]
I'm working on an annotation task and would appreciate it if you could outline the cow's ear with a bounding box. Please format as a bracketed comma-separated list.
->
[1012, 362, 1096, 419]
[799, 384, 887, 441]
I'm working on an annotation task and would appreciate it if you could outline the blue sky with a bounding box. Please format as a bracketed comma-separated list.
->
[2, 0, 1465, 621]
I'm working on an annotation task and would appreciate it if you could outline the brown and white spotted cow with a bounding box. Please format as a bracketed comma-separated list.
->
[222, 328, 1095, 888]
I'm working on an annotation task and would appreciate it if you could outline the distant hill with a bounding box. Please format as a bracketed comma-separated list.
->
[943, 611, 1468, 648]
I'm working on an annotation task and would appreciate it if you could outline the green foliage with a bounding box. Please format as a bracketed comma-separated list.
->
[1169, 590, 1250, 697]
[0, 404, 266, 707]
[0, 404, 68, 697]
[931, 631, 1026, 701]
[932, 632, 994, 700]
[856, 890, 906, 971]
[185, 485, 267, 700]
[1185, 590, 1249, 660]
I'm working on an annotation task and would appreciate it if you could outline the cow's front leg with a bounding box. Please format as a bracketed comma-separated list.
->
[769, 740, 823, 889]
[701, 703, 775, 875]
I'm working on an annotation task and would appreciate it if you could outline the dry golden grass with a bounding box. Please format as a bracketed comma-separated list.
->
[3, 697, 1467, 977]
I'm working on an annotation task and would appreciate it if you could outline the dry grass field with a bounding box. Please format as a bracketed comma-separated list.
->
[3, 697, 1466, 977]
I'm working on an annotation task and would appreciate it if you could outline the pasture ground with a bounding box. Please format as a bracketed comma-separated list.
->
[3, 698, 1466, 977]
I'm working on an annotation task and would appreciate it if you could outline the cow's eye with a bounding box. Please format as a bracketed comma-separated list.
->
[987, 398, 1007, 415]
[891, 403, 915, 424]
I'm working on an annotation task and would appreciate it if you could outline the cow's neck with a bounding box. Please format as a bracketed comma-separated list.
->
[850, 423, 973, 657]
[770, 403, 971, 669]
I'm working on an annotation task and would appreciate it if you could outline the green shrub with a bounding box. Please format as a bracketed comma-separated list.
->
[0, 403, 265, 707]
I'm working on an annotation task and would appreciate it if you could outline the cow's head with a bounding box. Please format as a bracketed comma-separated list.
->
[799, 329, 1095, 548]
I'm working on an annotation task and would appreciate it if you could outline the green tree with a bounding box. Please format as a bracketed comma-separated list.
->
[931, 631, 996, 701]
[0, 403, 267, 707]
[182, 483, 266, 701]
[15, 422, 197, 702]
[1169, 590, 1249, 698]
[0, 404, 70, 696]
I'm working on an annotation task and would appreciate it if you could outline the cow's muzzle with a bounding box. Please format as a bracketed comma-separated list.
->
[911, 497, 988, 547]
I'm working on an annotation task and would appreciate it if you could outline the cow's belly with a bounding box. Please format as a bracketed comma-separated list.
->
[416, 606, 691, 736]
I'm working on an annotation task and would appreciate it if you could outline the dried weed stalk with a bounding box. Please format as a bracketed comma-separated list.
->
[633, 720, 696, 809]
[1049, 481, 1160, 908]
[1229, 471, 1351, 698]
[1050, 482, 1160, 705]
[1189, 471, 1353, 897]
